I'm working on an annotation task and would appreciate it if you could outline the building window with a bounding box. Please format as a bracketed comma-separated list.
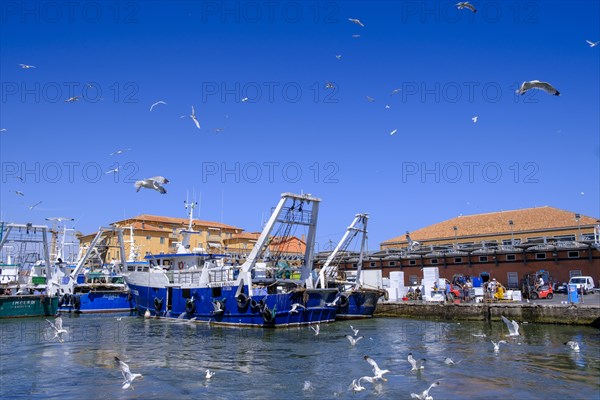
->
[507, 272, 519, 288]
[479, 256, 488, 262]
[389, 261, 396, 266]
[409, 260, 417, 266]
[370, 262, 376, 267]
[430, 259, 438, 265]
[409, 275, 418, 285]
[506, 254, 516, 261]
[502, 239, 512, 245]
[146, 236, 151, 240]
[569, 270, 581, 278]
[454, 257, 462, 263]
[555, 235, 576, 242]
[160, 237, 165, 244]
[158, 225, 164, 229]
[535, 253, 546, 260]
[568, 251, 579, 258]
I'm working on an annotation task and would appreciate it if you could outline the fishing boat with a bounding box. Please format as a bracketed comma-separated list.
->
[0, 223, 59, 318]
[50, 226, 135, 313]
[125, 193, 339, 327]
[316, 214, 386, 319]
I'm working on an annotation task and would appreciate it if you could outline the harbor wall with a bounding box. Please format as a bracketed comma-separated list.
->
[375, 302, 600, 326]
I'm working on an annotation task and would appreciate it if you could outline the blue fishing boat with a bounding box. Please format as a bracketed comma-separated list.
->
[125, 194, 338, 327]
[317, 214, 386, 319]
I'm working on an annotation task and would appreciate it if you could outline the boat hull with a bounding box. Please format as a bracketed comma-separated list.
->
[335, 289, 384, 319]
[58, 290, 135, 313]
[0, 295, 59, 318]
[128, 283, 338, 327]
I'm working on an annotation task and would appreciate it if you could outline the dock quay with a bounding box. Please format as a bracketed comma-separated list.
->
[375, 301, 600, 327]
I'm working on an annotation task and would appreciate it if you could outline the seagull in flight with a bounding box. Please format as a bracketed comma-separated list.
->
[214, 128, 224, 133]
[335, 54, 342, 60]
[290, 303, 306, 314]
[349, 378, 367, 392]
[150, 100, 166, 112]
[65, 96, 80, 103]
[134, 176, 169, 194]
[241, 97, 249, 102]
[564, 341, 580, 352]
[348, 18, 364, 27]
[188, 105, 201, 129]
[364, 355, 390, 381]
[366, 96, 375, 102]
[29, 201, 42, 210]
[346, 335, 364, 346]
[456, 2, 477, 12]
[12, 190, 25, 196]
[408, 353, 426, 371]
[501, 315, 520, 337]
[105, 167, 119, 174]
[491, 340, 507, 352]
[325, 82, 335, 89]
[19, 64, 36, 69]
[205, 369, 215, 379]
[115, 357, 143, 389]
[391, 88, 402, 96]
[411, 381, 441, 400]
[110, 148, 131, 156]
[352, 34, 361, 38]
[472, 116, 478, 123]
[0, 128, 6, 132]
[390, 129, 398, 136]
[310, 323, 320, 336]
[46, 317, 67, 342]
[515, 80, 560, 96]
[586, 39, 599, 47]
[350, 325, 359, 336]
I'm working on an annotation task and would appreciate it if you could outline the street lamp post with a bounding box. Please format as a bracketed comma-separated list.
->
[508, 220, 514, 246]
[575, 213, 581, 240]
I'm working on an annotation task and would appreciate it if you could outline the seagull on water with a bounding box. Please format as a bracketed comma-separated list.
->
[471, 333, 487, 337]
[310, 323, 320, 336]
[472, 116, 478, 123]
[348, 18, 364, 27]
[290, 303, 306, 314]
[303, 381, 314, 391]
[390, 129, 398, 136]
[350, 325, 359, 336]
[346, 335, 364, 346]
[134, 176, 169, 194]
[411, 381, 441, 400]
[564, 341, 580, 352]
[144, 309, 151, 319]
[19, 64, 36, 69]
[110, 148, 131, 156]
[46, 316, 67, 342]
[586, 40, 599, 47]
[444, 357, 462, 365]
[364, 355, 390, 381]
[408, 353, 426, 371]
[65, 96, 80, 103]
[205, 369, 215, 379]
[349, 378, 367, 392]
[150, 100, 166, 112]
[29, 201, 42, 210]
[491, 340, 507, 352]
[501, 315, 520, 337]
[515, 80, 560, 96]
[12, 190, 25, 196]
[115, 357, 143, 389]
[456, 2, 477, 12]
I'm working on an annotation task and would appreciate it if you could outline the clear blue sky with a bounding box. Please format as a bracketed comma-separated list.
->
[1, 1, 599, 251]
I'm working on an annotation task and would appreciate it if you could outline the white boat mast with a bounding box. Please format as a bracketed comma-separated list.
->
[317, 213, 369, 289]
[176, 199, 200, 254]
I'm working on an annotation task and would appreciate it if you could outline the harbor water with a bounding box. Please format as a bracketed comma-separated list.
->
[1, 315, 598, 399]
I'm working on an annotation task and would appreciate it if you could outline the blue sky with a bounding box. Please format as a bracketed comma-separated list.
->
[1, 1, 599, 250]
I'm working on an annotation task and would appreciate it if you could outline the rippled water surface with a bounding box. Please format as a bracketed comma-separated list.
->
[1, 314, 599, 399]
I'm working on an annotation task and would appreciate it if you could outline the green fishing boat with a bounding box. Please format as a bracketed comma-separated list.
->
[0, 294, 59, 318]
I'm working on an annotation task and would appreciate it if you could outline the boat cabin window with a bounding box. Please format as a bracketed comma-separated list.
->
[212, 287, 222, 298]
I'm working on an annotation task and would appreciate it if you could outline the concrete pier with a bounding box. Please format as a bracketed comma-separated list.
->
[375, 302, 600, 326]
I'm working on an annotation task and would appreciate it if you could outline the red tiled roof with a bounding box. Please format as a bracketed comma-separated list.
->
[382, 206, 599, 245]
[117, 214, 242, 230]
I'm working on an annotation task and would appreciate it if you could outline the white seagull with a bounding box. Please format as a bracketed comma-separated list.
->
[385, 104, 390, 109]
[46, 317, 67, 342]
[189, 105, 201, 129]
[444, 357, 462, 365]
[65, 96, 80, 103]
[19, 64, 36, 69]
[366, 96, 375, 102]
[501, 315, 520, 337]
[350, 325, 359, 336]
[348, 18, 364, 27]
[364, 355, 390, 381]
[349, 378, 366, 392]
[352, 34, 361, 38]
[110, 148, 131, 156]
[214, 128, 224, 133]
[586, 40, 599, 47]
[335, 54, 342, 60]
[290, 303, 306, 314]
[390, 129, 398, 136]
[241, 97, 249, 102]
[472, 116, 478, 123]
[115, 357, 143, 389]
[310, 323, 320, 336]
[515, 80, 560, 96]
[491, 340, 507, 352]
[407, 353, 426, 371]
[456, 2, 477, 12]
[205, 369, 215, 379]
[150, 100, 166, 112]
[411, 381, 441, 400]
[325, 82, 335, 89]
[346, 335, 364, 346]
[29, 201, 42, 210]
[105, 167, 119, 174]
[564, 341, 580, 352]
[391, 88, 402, 96]
[12, 190, 25, 196]
[0, 128, 6, 132]
[134, 176, 169, 194]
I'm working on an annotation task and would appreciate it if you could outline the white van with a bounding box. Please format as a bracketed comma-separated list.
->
[568, 276, 596, 294]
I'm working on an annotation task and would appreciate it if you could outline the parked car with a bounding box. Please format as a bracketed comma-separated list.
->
[568, 276, 596, 294]
[554, 282, 568, 294]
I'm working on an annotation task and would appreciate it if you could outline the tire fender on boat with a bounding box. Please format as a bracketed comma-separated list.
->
[154, 297, 163, 312]
[383, 290, 389, 301]
[185, 298, 196, 314]
[73, 295, 81, 310]
[262, 306, 275, 323]
[236, 293, 250, 309]
[250, 299, 259, 310]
